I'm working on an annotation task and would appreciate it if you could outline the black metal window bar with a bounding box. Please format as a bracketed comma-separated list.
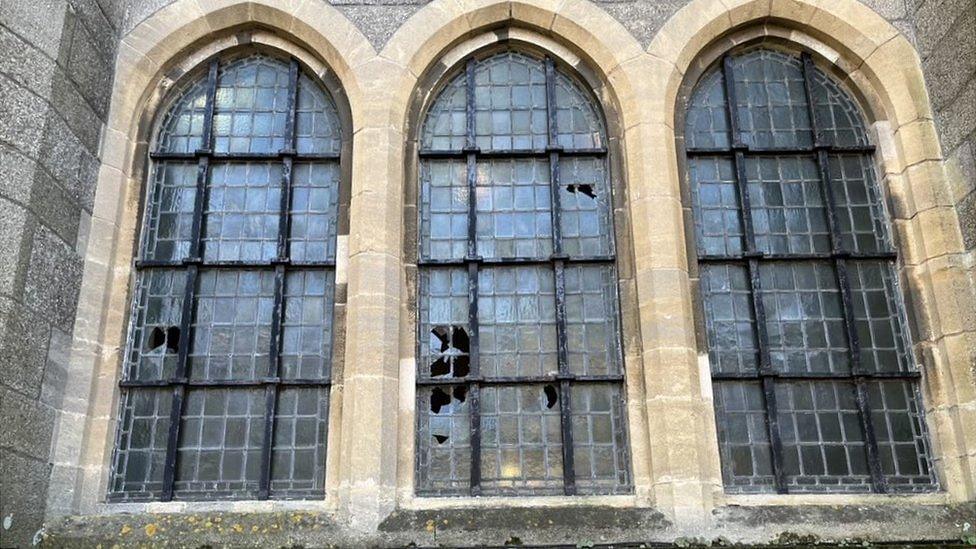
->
[687, 48, 938, 494]
[109, 53, 340, 501]
[415, 51, 631, 496]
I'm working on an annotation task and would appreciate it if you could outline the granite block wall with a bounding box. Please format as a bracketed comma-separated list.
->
[0, 0, 120, 545]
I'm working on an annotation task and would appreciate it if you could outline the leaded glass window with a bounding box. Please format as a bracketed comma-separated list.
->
[109, 52, 341, 501]
[686, 48, 937, 494]
[415, 50, 630, 496]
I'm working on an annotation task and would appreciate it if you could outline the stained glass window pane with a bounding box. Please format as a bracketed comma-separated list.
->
[478, 266, 558, 379]
[212, 56, 291, 154]
[416, 50, 627, 496]
[559, 157, 613, 257]
[700, 264, 760, 376]
[760, 261, 850, 375]
[745, 155, 831, 255]
[475, 159, 552, 259]
[688, 48, 936, 495]
[289, 162, 340, 262]
[571, 384, 630, 493]
[113, 51, 341, 502]
[473, 52, 548, 151]
[109, 389, 173, 500]
[420, 160, 469, 261]
[775, 381, 872, 492]
[174, 388, 265, 498]
[416, 385, 472, 494]
[480, 384, 564, 495]
[712, 381, 775, 493]
[689, 156, 743, 256]
[731, 50, 813, 149]
[141, 162, 198, 262]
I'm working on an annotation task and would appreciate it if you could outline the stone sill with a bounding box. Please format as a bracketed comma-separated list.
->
[40, 501, 975, 547]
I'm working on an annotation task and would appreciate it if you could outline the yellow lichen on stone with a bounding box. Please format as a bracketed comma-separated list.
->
[144, 523, 158, 537]
[119, 524, 132, 536]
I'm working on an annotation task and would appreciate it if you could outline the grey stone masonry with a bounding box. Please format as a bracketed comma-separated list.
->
[0, 0, 120, 546]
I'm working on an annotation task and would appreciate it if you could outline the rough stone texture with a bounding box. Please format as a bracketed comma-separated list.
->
[913, 0, 976, 249]
[0, 0, 120, 546]
[37, 503, 976, 547]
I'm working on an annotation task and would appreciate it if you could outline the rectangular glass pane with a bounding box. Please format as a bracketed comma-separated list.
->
[418, 268, 470, 379]
[571, 383, 630, 493]
[760, 261, 850, 375]
[564, 264, 621, 376]
[689, 156, 743, 257]
[475, 159, 552, 259]
[108, 389, 172, 501]
[559, 157, 612, 257]
[295, 73, 342, 155]
[289, 162, 339, 262]
[174, 388, 264, 499]
[712, 381, 775, 493]
[848, 260, 913, 374]
[732, 50, 813, 150]
[478, 266, 557, 378]
[142, 162, 197, 262]
[775, 381, 872, 493]
[700, 263, 759, 375]
[419, 160, 468, 261]
[125, 269, 187, 382]
[422, 77, 467, 150]
[553, 73, 603, 150]
[473, 53, 548, 151]
[188, 270, 275, 381]
[212, 59, 290, 154]
[271, 387, 329, 497]
[868, 380, 937, 492]
[480, 384, 563, 495]
[203, 162, 282, 262]
[281, 270, 335, 380]
[745, 155, 831, 255]
[415, 385, 471, 494]
[685, 70, 731, 150]
[829, 154, 891, 254]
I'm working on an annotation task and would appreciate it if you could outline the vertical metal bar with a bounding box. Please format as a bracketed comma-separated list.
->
[463, 57, 483, 495]
[721, 55, 788, 493]
[160, 58, 219, 501]
[802, 53, 886, 493]
[467, 260, 481, 495]
[545, 56, 576, 494]
[258, 59, 300, 500]
[553, 260, 576, 494]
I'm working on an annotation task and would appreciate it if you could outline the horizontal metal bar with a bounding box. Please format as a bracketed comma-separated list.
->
[419, 147, 607, 159]
[136, 259, 336, 270]
[686, 145, 875, 156]
[417, 255, 615, 267]
[710, 370, 921, 381]
[120, 378, 333, 388]
[416, 374, 624, 385]
[150, 151, 340, 161]
[697, 251, 897, 263]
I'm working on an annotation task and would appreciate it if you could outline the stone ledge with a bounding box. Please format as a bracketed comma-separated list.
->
[38, 502, 976, 547]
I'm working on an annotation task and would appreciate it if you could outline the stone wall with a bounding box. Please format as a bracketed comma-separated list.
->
[0, 0, 121, 546]
[913, 0, 976, 252]
[0, 1, 973, 548]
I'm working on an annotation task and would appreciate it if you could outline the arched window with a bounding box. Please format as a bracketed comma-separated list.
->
[686, 48, 938, 494]
[415, 50, 630, 496]
[109, 52, 342, 501]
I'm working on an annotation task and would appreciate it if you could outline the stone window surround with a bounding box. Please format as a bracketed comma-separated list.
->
[44, 0, 975, 536]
